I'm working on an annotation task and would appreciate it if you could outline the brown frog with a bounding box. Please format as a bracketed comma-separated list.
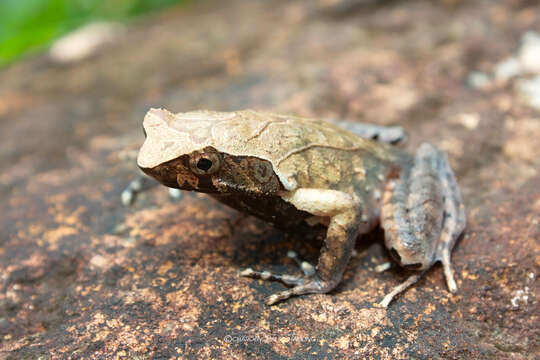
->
[131, 108, 466, 307]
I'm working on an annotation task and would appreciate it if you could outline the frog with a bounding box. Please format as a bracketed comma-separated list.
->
[132, 108, 466, 307]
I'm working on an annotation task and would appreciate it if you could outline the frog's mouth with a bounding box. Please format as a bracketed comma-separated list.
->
[138, 165, 178, 189]
[177, 173, 220, 193]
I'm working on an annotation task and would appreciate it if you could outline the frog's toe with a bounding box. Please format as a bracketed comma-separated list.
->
[441, 247, 458, 293]
[121, 187, 136, 206]
[239, 250, 317, 287]
[286, 250, 316, 277]
[121, 174, 161, 206]
[239, 268, 305, 286]
[266, 277, 331, 305]
[121, 177, 145, 206]
[240, 269, 331, 304]
[239, 250, 334, 304]
[379, 271, 425, 308]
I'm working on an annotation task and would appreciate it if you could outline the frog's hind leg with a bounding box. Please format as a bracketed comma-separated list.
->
[379, 143, 466, 307]
[330, 120, 408, 145]
[436, 146, 467, 292]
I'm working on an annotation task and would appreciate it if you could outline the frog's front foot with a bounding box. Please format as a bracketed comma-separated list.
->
[240, 251, 335, 305]
[121, 175, 148, 206]
[121, 173, 182, 206]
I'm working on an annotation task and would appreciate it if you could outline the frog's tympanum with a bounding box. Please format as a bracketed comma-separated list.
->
[136, 108, 466, 307]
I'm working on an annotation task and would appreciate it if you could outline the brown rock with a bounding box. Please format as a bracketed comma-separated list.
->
[0, 0, 538, 358]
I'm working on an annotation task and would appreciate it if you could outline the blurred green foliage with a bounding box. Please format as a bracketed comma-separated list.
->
[0, 0, 188, 66]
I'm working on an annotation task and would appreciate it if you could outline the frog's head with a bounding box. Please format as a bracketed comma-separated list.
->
[137, 108, 283, 195]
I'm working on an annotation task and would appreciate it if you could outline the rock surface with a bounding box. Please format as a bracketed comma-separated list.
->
[0, 0, 538, 358]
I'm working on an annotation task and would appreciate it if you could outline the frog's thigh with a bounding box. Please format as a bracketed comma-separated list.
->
[380, 143, 466, 306]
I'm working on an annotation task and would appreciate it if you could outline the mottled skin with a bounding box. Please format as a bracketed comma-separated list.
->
[135, 108, 466, 307]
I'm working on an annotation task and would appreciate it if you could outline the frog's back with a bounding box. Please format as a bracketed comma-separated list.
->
[139, 108, 403, 191]
[223, 110, 402, 191]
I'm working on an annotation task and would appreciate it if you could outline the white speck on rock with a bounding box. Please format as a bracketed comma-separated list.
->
[490, 31, 540, 83]
[519, 31, 540, 74]
[516, 75, 540, 109]
[467, 71, 491, 89]
[455, 113, 480, 129]
[494, 57, 522, 81]
[510, 286, 530, 309]
[90, 254, 109, 269]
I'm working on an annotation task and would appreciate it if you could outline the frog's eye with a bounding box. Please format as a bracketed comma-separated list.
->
[189, 152, 221, 175]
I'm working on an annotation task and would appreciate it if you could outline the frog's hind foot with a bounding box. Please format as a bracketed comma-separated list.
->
[379, 271, 426, 308]
[240, 251, 332, 305]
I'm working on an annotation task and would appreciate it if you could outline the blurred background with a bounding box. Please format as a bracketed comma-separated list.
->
[0, 0, 188, 66]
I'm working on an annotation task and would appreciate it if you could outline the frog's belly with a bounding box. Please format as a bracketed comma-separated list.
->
[210, 193, 313, 229]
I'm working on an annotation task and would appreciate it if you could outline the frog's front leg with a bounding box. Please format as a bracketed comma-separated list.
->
[241, 189, 365, 305]
[380, 143, 466, 307]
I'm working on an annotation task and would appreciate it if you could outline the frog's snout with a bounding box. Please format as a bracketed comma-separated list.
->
[139, 164, 179, 189]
